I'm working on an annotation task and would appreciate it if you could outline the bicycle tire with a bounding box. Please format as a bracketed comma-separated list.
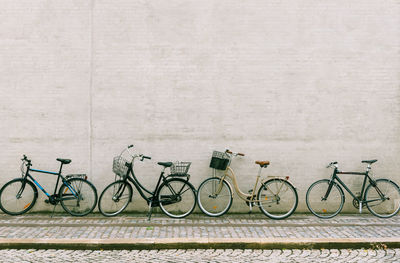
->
[257, 179, 298, 220]
[98, 180, 133, 217]
[197, 177, 233, 217]
[306, 179, 345, 219]
[59, 178, 97, 216]
[365, 179, 400, 218]
[158, 178, 196, 219]
[0, 178, 38, 215]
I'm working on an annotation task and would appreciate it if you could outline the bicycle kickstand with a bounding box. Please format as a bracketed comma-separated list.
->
[50, 202, 58, 218]
[147, 202, 153, 221]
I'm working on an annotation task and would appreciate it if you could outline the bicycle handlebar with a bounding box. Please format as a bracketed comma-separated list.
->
[125, 145, 151, 161]
[225, 149, 245, 156]
[326, 161, 338, 168]
[21, 155, 32, 166]
[141, 155, 151, 161]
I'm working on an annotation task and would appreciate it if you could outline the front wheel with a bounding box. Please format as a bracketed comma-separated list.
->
[0, 178, 38, 215]
[98, 180, 133, 217]
[59, 178, 98, 216]
[257, 179, 298, 220]
[306, 179, 345, 219]
[158, 178, 196, 219]
[197, 177, 233, 217]
[365, 179, 400, 218]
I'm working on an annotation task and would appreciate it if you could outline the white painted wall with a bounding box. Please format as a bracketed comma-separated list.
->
[1, 0, 399, 213]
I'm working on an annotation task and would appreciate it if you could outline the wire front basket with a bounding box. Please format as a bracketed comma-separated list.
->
[170, 162, 191, 176]
[113, 156, 130, 179]
[209, 151, 230, 170]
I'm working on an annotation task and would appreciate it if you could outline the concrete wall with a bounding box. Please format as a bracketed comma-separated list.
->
[1, 0, 399, 213]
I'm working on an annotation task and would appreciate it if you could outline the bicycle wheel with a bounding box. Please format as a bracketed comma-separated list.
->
[98, 180, 132, 217]
[158, 178, 196, 218]
[0, 178, 37, 215]
[306, 179, 344, 219]
[197, 177, 233, 217]
[59, 178, 97, 216]
[365, 179, 400, 218]
[257, 179, 298, 220]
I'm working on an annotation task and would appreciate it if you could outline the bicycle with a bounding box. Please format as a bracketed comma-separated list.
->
[98, 145, 197, 219]
[306, 160, 400, 219]
[197, 149, 298, 219]
[0, 155, 98, 216]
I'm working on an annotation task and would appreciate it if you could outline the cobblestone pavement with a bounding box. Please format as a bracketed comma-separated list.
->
[0, 213, 398, 240]
[0, 248, 399, 262]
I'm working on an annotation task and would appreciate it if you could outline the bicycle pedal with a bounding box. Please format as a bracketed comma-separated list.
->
[44, 199, 50, 204]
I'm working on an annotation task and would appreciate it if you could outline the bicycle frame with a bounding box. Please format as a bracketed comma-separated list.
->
[217, 165, 289, 204]
[24, 165, 78, 200]
[326, 167, 385, 210]
[120, 162, 186, 207]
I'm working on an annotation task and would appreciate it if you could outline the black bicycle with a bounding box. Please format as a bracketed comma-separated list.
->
[306, 160, 400, 218]
[98, 145, 197, 219]
[0, 155, 98, 216]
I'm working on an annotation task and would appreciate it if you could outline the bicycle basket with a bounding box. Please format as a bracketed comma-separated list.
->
[209, 151, 230, 170]
[170, 162, 191, 176]
[113, 156, 130, 178]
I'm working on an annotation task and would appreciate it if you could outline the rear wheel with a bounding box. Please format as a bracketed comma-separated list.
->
[98, 180, 132, 217]
[59, 178, 97, 216]
[257, 179, 298, 219]
[158, 178, 196, 218]
[306, 179, 344, 219]
[365, 179, 400, 218]
[197, 177, 233, 217]
[0, 178, 37, 215]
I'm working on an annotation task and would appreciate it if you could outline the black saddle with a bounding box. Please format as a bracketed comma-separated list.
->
[157, 162, 173, 167]
[362, 159, 377, 164]
[57, 158, 71, 164]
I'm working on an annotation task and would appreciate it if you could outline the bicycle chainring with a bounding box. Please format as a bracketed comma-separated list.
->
[246, 195, 256, 207]
[352, 195, 365, 209]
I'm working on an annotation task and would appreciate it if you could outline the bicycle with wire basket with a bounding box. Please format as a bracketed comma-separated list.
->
[0, 155, 98, 216]
[98, 145, 197, 219]
[196, 150, 298, 219]
[306, 160, 400, 219]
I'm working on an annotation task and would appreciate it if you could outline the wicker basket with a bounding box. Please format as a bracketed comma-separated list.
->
[113, 156, 130, 178]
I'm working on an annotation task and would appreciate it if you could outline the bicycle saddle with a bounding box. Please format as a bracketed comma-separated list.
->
[157, 162, 173, 167]
[255, 160, 270, 167]
[56, 158, 71, 164]
[362, 159, 377, 164]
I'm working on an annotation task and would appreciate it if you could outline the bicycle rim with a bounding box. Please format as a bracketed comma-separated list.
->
[158, 179, 196, 218]
[365, 179, 400, 218]
[0, 179, 37, 215]
[59, 178, 97, 216]
[306, 179, 344, 219]
[197, 177, 232, 217]
[99, 181, 132, 217]
[257, 179, 298, 219]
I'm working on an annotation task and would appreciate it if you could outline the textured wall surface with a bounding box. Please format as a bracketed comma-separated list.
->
[1, 0, 399, 213]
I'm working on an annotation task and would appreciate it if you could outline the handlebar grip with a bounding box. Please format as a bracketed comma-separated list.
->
[225, 150, 232, 154]
[142, 155, 151, 160]
[237, 153, 245, 156]
[128, 145, 134, 148]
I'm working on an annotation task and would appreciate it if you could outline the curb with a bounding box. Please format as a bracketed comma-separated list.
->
[0, 238, 399, 250]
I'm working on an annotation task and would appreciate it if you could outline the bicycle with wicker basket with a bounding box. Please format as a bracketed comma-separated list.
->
[197, 149, 298, 219]
[98, 145, 196, 219]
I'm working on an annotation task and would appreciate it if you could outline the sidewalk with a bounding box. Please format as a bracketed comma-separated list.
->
[0, 213, 399, 250]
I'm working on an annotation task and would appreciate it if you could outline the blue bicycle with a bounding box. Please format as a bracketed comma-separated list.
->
[0, 155, 97, 216]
